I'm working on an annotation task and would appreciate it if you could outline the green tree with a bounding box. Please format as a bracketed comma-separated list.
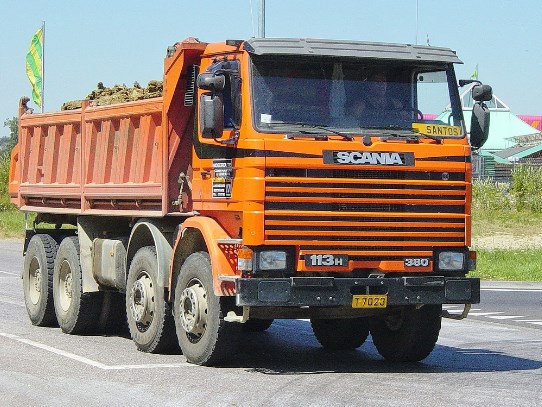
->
[2, 117, 18, 153]
[1, 117, 18, 210]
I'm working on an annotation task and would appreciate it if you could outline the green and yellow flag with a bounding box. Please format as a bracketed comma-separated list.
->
[471, 64, 478, 80]
[26, 27, 43, 107]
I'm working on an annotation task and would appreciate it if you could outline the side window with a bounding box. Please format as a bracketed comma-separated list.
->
[223, 74, 234, 128]
[416, 70, 449, 118]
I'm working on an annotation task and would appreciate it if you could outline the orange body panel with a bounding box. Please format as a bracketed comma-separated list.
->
[15, 100, 165, 215]
[177, 216, 238, 296]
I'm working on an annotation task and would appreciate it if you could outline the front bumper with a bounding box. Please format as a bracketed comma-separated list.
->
[236, 276, 480, 307]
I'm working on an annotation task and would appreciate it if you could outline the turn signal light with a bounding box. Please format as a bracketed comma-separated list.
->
[237, 247, 253, 271]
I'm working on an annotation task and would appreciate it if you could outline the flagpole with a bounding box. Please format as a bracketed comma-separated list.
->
[41, 20, 45, 113]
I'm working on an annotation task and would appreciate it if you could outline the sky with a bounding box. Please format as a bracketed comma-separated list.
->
[1, 0, 541, 137]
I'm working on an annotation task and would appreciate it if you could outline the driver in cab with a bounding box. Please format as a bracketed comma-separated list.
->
[348, 71, 406, 125]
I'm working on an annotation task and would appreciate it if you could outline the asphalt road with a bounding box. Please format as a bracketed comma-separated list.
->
[445, 281, 542, 331]
[1, 240, 541, 406]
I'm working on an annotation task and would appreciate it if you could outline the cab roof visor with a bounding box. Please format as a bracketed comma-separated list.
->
[244, 38, 463, 64]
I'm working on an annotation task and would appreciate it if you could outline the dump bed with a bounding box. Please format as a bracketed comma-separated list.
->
[10, 40, 207, 217]
[10, 98, 167, 216]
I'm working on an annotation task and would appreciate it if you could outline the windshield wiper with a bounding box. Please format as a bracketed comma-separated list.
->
[270, 121, 353, 140]
[359, 126, 418, 142]
[285, 131, 328, 141]
[361, 126, 442, 143]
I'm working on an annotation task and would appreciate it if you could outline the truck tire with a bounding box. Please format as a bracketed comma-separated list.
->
[126, 246, 177, 353]
[98, 291, 128, 336]
[243, 318, 274, 332]
[173, 251, 241, 366]
[369, 305, 442, 362]
[311, 318, 370, 350]
[53, 236, 102, 334]
[23, 234, 58, 327]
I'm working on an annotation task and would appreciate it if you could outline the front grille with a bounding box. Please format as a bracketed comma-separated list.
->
[264, 168, 467, 261]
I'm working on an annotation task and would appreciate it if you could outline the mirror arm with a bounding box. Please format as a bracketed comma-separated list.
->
[458, 79, 482, 87]
[215, 129, 240, 145]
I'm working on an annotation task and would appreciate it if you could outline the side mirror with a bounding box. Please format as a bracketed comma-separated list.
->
[197, 73, 225, 92]
[470, 101, 490, 149]
[200, 94, 224, 138]
[472, 84, 492, 102]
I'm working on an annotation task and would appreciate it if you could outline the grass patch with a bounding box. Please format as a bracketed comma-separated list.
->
[472, 208, 542, 238]
[471, 249, 542, 281]
[471, 207, 542, 281]
[0, 209, 27, 239]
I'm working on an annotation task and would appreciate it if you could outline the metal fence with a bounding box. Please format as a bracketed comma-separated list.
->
[473, 155, 542, 183]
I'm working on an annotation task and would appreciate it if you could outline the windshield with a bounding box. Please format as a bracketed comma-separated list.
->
[250, 56, 464, 137]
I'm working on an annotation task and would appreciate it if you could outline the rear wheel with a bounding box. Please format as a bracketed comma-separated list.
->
[23, 234, 58, 326]
[311, 318, 370, 350]
[370, 305, 442, 362]
[98, 291, 128, 335]
[53, 237, 102, 334]
[126, 246, 177, 353]
[174, 251, 241, 366]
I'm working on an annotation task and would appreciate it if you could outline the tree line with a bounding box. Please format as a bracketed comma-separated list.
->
[0, 117, 18, 210]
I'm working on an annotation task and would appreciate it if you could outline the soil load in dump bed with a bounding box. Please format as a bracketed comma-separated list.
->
[61, 80, 163, 110]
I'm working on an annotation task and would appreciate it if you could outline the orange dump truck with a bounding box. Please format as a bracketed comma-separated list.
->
[10, 37, 491, 365]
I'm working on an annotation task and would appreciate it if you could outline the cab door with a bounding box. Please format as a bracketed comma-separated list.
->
[192, 58, 241, 210]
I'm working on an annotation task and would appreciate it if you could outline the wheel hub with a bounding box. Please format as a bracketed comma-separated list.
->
[28, 257, 42, 305]
[34, 269, 41, 293]
[58, 260, 73, 312]
[179, 282, 207, 335]
[64, 273, 72, 299]
[129, 274, 154, 328]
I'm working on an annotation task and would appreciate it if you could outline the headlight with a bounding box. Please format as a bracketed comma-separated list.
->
[259, 251, 287, 270]
[438, 252, 465, 271]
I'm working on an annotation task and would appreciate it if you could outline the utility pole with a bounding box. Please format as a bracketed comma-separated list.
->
[415, 0, 419, 45]
[258, 0, 266, 38]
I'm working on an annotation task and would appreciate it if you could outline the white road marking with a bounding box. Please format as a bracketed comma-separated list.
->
[481, 288, 542, 293]
[487, 315, 525, 320]
[467, 312, 505, 316]
[0, 333, 194, 370]
[443, 305, 481, 311]
[0, 270, 19, 276]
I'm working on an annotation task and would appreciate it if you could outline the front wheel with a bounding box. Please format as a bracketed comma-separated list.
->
[311, 318, 370, 350]
[370, 305, 442, 362]
[173, 251, 241, 366]
[243, 318, 274, 332]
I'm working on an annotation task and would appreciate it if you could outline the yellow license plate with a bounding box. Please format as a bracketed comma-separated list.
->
[412, 123, 461, 137]
[352, 295, 388, 309]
